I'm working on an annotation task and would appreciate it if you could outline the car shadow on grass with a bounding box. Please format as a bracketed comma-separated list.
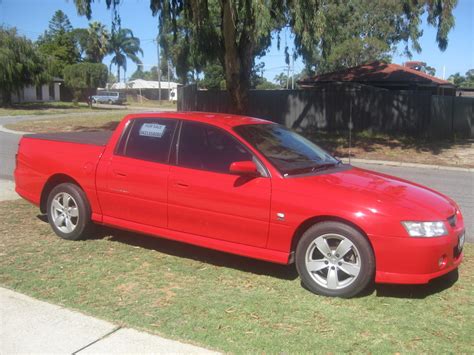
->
[36, 215, 460, 297]
[97, 225, 300, 281]
[374, 269, 459, 299]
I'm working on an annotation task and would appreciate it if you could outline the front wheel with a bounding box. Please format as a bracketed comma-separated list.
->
[296, 221, 375, 298]
[47, 183, 95, 240]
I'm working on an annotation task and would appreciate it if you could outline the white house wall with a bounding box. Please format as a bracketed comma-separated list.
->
[23, 86, 37, 101]
[42, 85, 49, 101]
[11, 83, 61, 103]
[54, 83, 60, 101]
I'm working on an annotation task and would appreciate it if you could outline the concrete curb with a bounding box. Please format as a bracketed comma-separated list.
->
[343, 158, 474, 172]
[1, 287, 219, 354]
[0, 124, 29, 135]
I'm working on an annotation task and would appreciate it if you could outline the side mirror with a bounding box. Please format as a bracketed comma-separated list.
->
[229, 161, 260, 176]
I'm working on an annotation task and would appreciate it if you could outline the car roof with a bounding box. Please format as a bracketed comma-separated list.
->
[125, 111, 273, 128]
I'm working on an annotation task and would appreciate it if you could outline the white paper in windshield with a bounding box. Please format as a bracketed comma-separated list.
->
[139, 123, 166, 138]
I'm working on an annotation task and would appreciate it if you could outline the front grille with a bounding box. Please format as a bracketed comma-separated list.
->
[447, 214, 457, 227]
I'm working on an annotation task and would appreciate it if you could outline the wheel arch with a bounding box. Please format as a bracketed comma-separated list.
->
[40, 174, 84, 213]
[290, 215, 375, 258]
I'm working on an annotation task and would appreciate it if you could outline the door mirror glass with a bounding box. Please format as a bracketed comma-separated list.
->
[229, 161, 259, 176]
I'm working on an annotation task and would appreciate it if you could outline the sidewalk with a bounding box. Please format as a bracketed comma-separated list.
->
[0, 183, 217, 354]
[0, 287, 218, 354]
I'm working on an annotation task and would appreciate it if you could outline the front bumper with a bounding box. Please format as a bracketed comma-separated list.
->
[370, 224, 465, 284]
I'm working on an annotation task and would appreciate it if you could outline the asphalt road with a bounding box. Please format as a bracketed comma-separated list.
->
[0, 116, 25, 180]
[1, 115, 472, 241]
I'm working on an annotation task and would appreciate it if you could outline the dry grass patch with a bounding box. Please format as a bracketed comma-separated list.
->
[304, 130, 474, 168]
[4, 112, 130, 133]
[0, 102, 121, 117]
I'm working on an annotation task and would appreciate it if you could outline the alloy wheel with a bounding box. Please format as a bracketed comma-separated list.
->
[305, 233, 361, 290]
[50, 192, 79, 234]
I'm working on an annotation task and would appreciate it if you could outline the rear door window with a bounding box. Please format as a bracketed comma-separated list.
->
[119, 118, 177, 163]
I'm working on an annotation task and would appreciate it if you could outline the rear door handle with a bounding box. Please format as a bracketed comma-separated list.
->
[113, 170, 127, 177]
[175, 181, 189, 188]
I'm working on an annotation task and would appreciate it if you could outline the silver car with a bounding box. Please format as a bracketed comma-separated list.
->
[90, 91, 126, 105]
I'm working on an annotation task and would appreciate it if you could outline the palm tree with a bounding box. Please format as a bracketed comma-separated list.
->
[108, 28, 142, 82]
[86, 21, 110, 63]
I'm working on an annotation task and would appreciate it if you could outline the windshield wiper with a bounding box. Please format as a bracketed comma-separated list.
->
[312, 161, 342, 171]
[284, 161, 342, 176]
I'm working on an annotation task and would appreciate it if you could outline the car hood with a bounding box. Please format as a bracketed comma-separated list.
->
[283, 166, 456, 220]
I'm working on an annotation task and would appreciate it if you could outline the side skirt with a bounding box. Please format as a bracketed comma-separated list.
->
[98, 215, 291, 265]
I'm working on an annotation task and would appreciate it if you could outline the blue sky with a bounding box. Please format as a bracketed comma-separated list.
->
[1, 0, 473, 82]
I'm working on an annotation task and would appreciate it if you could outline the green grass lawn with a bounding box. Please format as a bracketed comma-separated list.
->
[125, 98, 177, 109]
[1, 199, 472, 353]
[3, 111, 129, 133]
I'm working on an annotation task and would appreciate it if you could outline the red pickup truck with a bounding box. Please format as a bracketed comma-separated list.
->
[15, 112, 465, 297]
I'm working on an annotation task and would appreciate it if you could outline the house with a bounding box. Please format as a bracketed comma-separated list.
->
[298, 61, 456, 96]
[107, 79, 180, 101]
[11, 78, 63, 103]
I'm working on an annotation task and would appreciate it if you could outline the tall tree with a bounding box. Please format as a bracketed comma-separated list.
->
[37, 10, 79, 77]
[63, 62, 108, 103]
[46, 9, 73, 36]
[108, 28, 143, 82]
[274, 72, 289, 88]
[74, 0, 458, 113]
[448, 69, 474, 88]
[71, 28, 89, 59]
[200, 63, 226, 90]
[0, 27, 49, 105]
[291, 0, 457, 73]
[86, 22, 110, 63]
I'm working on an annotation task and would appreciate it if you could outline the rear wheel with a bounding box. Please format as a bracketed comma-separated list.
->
[296, 221, 375, 298]
[47, 183, 94, 240]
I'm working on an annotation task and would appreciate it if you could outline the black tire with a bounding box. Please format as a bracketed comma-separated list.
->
[92, 98, 96, 104]
[46, 183, 95, 241]
[295, 221, 375, 298]
[108, 99, 113, 105]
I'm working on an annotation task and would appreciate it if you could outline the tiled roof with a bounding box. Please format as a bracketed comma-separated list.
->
[299, 61, 453, 86]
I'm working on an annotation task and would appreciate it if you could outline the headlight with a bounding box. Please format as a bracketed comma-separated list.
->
[402, 221, 448, 237]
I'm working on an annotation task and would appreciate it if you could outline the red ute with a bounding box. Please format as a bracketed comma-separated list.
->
[15, 112, 465, 297]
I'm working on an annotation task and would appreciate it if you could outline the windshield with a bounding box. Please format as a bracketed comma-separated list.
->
[234, 124, 339, 176]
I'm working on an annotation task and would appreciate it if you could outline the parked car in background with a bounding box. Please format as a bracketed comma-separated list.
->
[14, 112, 465, 298]
[89, 91, 126, 105]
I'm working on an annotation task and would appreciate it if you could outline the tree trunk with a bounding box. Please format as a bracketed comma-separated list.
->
[221, 0, 253, 114]
[117, 66, 121, 83]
